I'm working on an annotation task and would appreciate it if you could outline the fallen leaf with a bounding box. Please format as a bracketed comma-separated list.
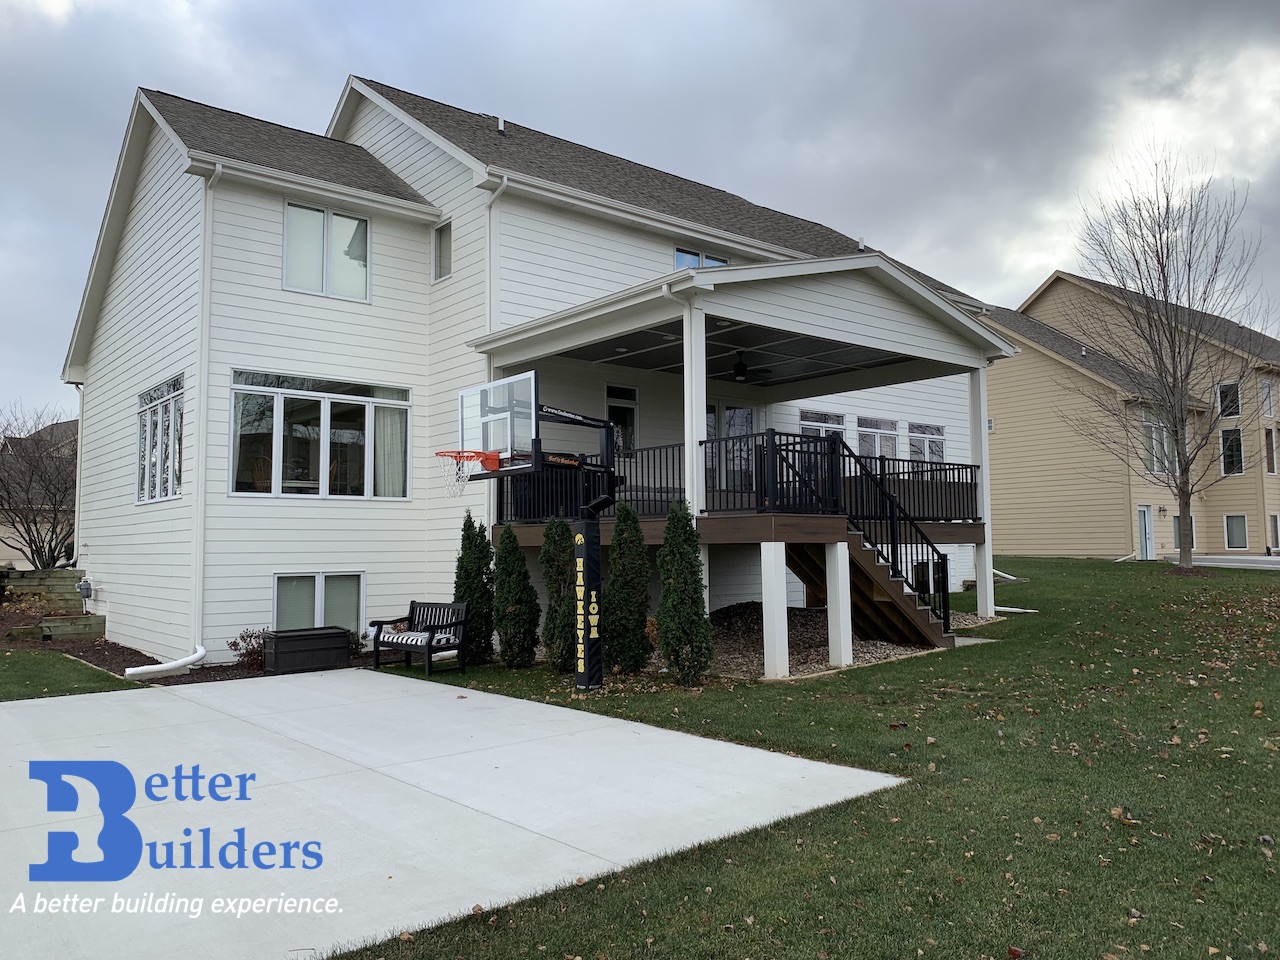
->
[575, 876, 586, 886]
[398, 932, 414, 942]
[472, 904, 483, 915]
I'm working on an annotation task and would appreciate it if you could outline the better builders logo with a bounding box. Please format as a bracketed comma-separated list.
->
[27, 761, 323, 881]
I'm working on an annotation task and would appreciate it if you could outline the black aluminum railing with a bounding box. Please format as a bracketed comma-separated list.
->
[494, 461, 615, 526]
[863, 456, 979, 522]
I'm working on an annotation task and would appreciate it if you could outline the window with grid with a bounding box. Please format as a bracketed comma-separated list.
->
[908, 423, 945, 462]
[137, 375, 183, 503]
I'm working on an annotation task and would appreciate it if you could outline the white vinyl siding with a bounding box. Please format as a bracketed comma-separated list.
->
[199, 171, 432, 661]
[77, 122, 202, 662]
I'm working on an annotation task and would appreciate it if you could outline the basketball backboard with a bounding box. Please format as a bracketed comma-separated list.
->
[458, 371, 537, 469]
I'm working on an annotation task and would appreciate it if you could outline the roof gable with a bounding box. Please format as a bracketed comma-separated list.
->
[350, 77, 865, 259]
[141, 89, 423, 204]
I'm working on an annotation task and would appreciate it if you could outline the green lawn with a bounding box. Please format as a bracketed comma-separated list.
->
[0, 649, 138, 701]
[336, 557, 1278, 960]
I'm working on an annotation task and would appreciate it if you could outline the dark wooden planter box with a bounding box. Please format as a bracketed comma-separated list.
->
[263, 626, 350, 675]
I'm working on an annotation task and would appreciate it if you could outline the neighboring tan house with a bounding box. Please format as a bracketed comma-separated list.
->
[62, 78, 1014, 676]
[984, 271, 1280, 559]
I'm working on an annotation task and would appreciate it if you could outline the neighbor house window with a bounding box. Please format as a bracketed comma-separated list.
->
[231, 372, 409, 498]
[1224, 514, 1248, 550]
[284, 203, 368, 299]
[909, 423, 945, 462]
[800, 410, 845, 439]
[1173, 515, 1196, 551]
[1268, 428, 1277, 475]
[137, 375, 183, 503]
[1263, 379, 1275, 418]
[1142, 420, 1176, 474]
[1221, 429, 1244, 475]
[606, 385, 638, 451]
[1271, 514, 1280, 550]
[1218, 382, 1241, 418]
[857, 417, 898, 458]
[675, 247, 728, 269]
[433, 221, 452, 281]
[275, 572, 363, 634]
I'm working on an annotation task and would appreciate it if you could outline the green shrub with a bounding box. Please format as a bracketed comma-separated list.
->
[538, 514, 576, 673]
[452, 509, 495, 664]
[656, 499, 712, 685]
[494, 524, 541, 668]
[603, 501, 651, 673]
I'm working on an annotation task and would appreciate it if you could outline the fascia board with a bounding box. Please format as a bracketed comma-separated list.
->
[184, 153, 442, 222]
[346, 78, 488, 178]
[63, 93, 155, 383]
[1016, 269, 1072, 314]
[477, 167, 804, 263]
[324, 76, 361, 139]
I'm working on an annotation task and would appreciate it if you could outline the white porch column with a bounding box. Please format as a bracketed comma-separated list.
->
[760, 541, 789, 679]
[825, 541, 853, 667]
[969, 365, 995, 617]
[683, 304, 708, 514]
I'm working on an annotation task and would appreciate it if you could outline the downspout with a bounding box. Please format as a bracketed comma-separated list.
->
[72, 384, 83, 567]
[482, 174, 509, 530]
[130, 161, 221, 680]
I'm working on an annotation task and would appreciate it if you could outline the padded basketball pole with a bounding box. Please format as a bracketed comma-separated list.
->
[537, 403, 617, 690]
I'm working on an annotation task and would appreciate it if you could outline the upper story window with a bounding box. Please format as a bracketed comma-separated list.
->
[908, 423, 945, 462]
[1263, 379, 1275, 419]
[231, 372, 409, 499]
[1142, 420, 1175, 475]
[1218, 382, 1241, 418]
[284, 203, 368, 300]
[799, 409, 845, 439]
[433, 221, 452, 282]
[138, 375, 184, 503]
[1221, 428, 1244, 476]
[856, 417, 897, 458]
[675, 247, 728, 270]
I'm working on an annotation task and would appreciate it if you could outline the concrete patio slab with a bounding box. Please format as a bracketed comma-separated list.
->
[1, 670, 900, 959]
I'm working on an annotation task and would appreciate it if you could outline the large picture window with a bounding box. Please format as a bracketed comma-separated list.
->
[1221, 428, 1244, 476]
[231, 372, 409, 498]
[275, 572, 363, 633]
[137, 375, 183, 502]
[284, 203, 368, 300]
[857, 417, 897, 458]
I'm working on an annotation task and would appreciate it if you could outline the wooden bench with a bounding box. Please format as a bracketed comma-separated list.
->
[369, 601, 468, 677]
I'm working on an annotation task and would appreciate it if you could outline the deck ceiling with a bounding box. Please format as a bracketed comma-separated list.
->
[558, 318, 911, 388]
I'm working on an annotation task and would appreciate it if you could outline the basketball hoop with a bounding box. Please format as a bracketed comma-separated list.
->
[435, 450, 499, 497]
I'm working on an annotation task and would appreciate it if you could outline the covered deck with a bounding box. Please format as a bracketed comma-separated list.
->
[472, 254, 1015, 675]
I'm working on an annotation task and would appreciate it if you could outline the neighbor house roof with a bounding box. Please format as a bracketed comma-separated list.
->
[354, 77, 866, 259]
[142, 89, 424, 204]
[983, 305, 1152, 394]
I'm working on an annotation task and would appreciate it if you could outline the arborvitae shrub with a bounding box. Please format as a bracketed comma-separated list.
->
[494, 524, 541, 668]
[452, 509, 495, 664]
[539, 514, 576, 673]
[602, 501, 651, 673]
[655, 499, 713, 684]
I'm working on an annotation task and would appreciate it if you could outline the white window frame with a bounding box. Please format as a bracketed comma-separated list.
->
[1221, 428, 1244, 476]
[1263, 379, 1274, 419]
[799, 409, 845, 439]
[283, 202, 370, 301]
[1142, 420, 1176, 475]
[908, 423, 946, 463]
[136, 375, 184, 504]
[1271, 514, 1280, 551]
[1173, 514, 1197, 551]
[432, 220, 452, 283]
[674, 247, 728, 269]
[856, 417, 899, 459]
[229, 373, 411, 500]
[1224, 514, 1248, 551]
[1218, 381, 1241, 418]
[1267, 427, 1277, 475]
[273, 571, 365, 632]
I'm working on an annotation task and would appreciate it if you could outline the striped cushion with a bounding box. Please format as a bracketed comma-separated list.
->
[391, 630, 458, 648]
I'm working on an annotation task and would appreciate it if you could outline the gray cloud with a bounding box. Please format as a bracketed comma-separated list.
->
[3, 0, 1279, 409]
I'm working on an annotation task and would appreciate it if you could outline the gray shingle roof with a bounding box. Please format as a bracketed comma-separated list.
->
[141, 89, 424, 204]
[984, 305, 1150, 393]
[1062, 272, 1280, 366]
[357, 78, 865, 258]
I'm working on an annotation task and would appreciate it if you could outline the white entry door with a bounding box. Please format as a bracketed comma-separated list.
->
[1137, 505, 1155, 560]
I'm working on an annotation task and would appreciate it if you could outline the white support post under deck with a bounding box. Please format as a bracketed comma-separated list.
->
[699, 543, 710, 616]
[760, 541, 789, 679]
[683, 304, 707, 515]
[825, 542, 854, 667]
[969, 365, 995, 617]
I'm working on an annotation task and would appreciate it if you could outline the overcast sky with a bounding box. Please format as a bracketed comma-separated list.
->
[3, 0, 1279, 416]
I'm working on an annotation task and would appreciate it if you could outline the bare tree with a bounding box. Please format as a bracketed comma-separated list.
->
[0, 404, 78, 570]
[1064, 145, 1270, 569]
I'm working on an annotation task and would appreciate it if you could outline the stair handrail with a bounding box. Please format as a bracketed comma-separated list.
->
[829, 435, 951, 633]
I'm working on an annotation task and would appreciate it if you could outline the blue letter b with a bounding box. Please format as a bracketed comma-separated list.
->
[29, 761, 142, 881]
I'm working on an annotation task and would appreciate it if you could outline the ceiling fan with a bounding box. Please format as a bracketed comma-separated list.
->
[732, 350, 773, 383]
